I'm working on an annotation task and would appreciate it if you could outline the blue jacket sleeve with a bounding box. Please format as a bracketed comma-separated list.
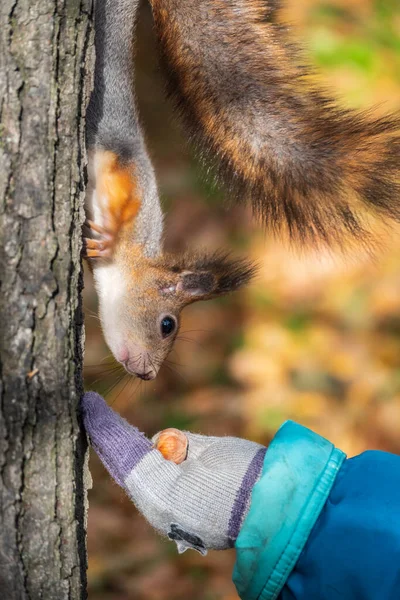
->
[282, 450, 400, 600]
[233, 422, 400, 600]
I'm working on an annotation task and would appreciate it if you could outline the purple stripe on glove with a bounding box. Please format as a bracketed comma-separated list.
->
[228, 447, 267, 544]
[81, 391, 152, 486]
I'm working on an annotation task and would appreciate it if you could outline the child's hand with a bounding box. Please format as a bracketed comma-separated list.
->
[82, 392, 266, 554]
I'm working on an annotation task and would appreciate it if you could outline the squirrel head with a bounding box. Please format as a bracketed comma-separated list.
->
[94, 250, 256, 380]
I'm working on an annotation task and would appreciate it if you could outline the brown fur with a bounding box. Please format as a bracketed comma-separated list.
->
[149, 0, 400, 247]
[96, 151, 141, 238]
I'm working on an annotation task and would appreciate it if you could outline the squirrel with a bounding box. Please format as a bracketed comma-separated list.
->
[84, 0, 254, 380]
[84, 0, 400, 380]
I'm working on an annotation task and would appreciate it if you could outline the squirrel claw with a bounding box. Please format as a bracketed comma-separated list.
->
[82, 237, 112, 259]
[85, 220, 113, 239]
[82, 220, 114, 259]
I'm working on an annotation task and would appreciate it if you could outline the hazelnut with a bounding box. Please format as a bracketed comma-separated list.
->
[153, 428, 188, 464]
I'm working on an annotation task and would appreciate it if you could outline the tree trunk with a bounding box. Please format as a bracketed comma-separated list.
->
[0, 0, 92, 597]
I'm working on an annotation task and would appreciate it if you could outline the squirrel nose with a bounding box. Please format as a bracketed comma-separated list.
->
[124, 362, 156, 380]
[135, 371, 156, 381]
[120, 346, 158, 380]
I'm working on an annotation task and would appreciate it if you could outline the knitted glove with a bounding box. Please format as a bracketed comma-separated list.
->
[82, 392, 266, 554]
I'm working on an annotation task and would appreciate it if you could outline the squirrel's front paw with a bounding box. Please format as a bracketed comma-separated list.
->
[84, 150, 142, 260]
[82, 220, 114, 259]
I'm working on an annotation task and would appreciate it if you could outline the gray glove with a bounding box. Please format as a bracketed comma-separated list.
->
[82, 392, 266, 554]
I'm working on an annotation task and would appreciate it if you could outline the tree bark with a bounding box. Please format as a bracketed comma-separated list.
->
[0, 0, 92, 597]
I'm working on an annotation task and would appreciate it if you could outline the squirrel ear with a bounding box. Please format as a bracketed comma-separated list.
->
[173, 251, 257, 301]
[177, 271, 217, 297]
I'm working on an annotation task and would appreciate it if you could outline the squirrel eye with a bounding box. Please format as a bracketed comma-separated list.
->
[160, 316, 176, 338]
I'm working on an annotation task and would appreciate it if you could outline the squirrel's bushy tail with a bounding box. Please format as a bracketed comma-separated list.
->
[149, 0, 400, 246]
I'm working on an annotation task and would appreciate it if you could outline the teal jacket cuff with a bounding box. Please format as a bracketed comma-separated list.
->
[233, 421, 346, 600]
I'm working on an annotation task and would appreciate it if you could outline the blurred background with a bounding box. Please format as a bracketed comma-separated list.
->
[84, 1, 400, 598]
